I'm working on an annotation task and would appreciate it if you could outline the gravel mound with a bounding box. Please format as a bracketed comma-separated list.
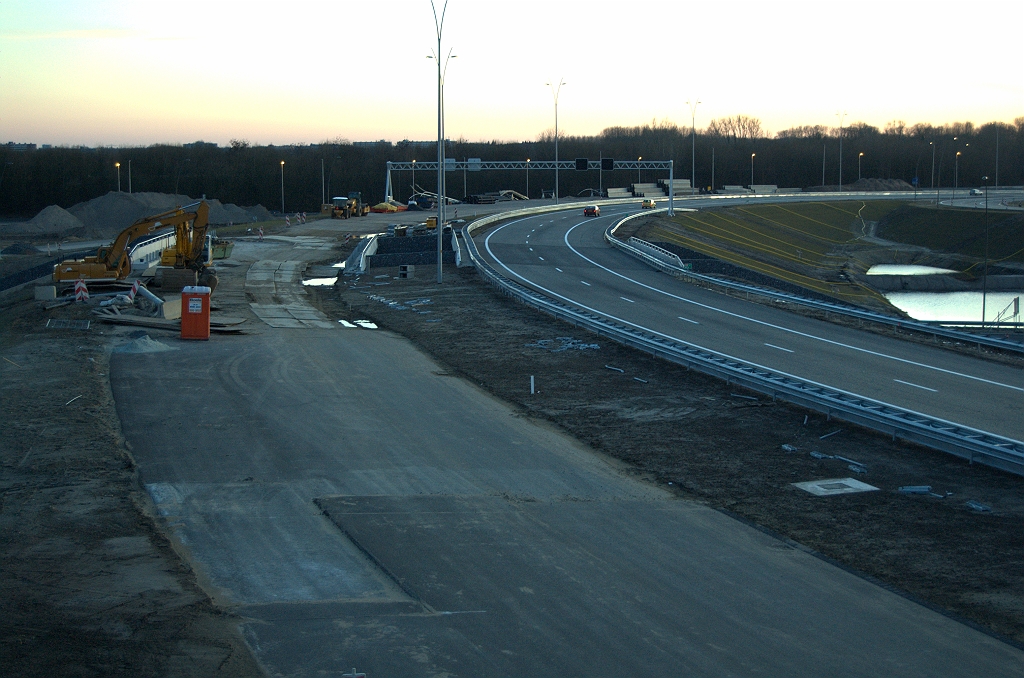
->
[2, 205, 85, 237]
[113, 334, 177, 353]
[57, 192, 271, 239]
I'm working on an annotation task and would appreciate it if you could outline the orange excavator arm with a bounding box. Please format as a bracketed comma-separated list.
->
[53, 201, 210, 283]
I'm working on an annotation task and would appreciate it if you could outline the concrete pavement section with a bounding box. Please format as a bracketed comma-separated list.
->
[109, 239, 1024, 676]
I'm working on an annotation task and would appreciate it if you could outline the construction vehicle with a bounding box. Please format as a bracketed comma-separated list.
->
[53, 201, 217, 290]
[330, 191, 370, 219]
[156, 201, 218, 291]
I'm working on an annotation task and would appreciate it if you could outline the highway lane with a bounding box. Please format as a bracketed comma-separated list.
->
[477, 202, 1024, 442]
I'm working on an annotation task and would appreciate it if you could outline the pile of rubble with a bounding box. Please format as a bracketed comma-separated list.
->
[4, 192, 271, 239]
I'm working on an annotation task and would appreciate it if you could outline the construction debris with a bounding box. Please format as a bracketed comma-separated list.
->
[898, 486, 932, 495]
[525, 337, 600, 352]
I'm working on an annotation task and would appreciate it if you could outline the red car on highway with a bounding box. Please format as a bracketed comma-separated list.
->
[583, 205, 601, 217]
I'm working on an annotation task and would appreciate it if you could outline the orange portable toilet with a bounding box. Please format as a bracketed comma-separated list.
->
[181, 285, 211, 340]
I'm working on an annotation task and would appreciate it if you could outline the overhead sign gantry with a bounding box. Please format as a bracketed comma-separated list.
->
[385, 158, 679, 216]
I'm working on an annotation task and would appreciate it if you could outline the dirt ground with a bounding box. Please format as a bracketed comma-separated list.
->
[0, 299, 262, 677]
[2, 210, 1022, 674]
[313, 264, 1024, 648]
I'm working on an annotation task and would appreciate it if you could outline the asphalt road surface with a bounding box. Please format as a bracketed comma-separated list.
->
[476, 203, 1024, 443]
[109, 238, 1024, 676]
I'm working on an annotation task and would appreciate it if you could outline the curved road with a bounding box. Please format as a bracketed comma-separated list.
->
[476, 201, 1024, 442]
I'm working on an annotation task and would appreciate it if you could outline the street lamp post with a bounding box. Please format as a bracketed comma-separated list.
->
[822, 143, 826, 188]
[954, 151, 961, 204]
[637, 156, 642, 185]
[430, 0, 456, 283]
[128, 159, 132, 194]
[321, 158, 325, 206]
[982, 176, 990, 327]
[929, 141, 935, 190]
[526, 158, 530, 199]
[858, 152, 864, 181]
[686, 98, 700, 195]
[836, 111, 847, 192]
[411, 159, 416, 196]
[115, 162, 121, 192]
[280, 161, 285, 214]
[546, 78, 566, 204]
[174, 158, 190, 195]
[750, 153, 755, 188]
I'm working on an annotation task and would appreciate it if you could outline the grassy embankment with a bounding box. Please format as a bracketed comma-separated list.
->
[638, 201, 1024, 304]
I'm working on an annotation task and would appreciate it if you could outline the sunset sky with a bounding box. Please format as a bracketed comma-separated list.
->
[2, 0, 1021, 147]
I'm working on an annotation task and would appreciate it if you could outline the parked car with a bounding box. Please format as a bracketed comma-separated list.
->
[583, 205, 601, 217]
[641, 198, 656, 209]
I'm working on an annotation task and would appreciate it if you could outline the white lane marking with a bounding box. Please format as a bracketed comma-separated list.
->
[555, 267, 563, 272]
[620, 297, 635, 303]
[580, 281, 591, 286]
[765, 343, 794, 353]
[538, 256, 545, 261]
[894, 379, 937, 392]
[484, 224, 1003, 437]
[678, 316, 700, 325]
[529, 247, 533, 251]
[555, 223, 1024, 395]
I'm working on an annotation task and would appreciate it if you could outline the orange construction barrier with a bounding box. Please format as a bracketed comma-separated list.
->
[181, 285, 211, 340]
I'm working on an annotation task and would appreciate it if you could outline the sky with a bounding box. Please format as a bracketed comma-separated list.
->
[1, 0, 1022, 147]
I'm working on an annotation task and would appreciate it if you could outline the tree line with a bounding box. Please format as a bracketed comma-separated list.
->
[1, 117, 1021, 218]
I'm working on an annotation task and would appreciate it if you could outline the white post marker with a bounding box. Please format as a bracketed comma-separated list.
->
[531, 375, 535, 394]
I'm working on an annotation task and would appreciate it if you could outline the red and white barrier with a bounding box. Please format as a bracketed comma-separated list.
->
[74, 280, 89, 302]
[125, 280, 140, 303]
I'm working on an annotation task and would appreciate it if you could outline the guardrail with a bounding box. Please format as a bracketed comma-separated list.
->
[463, 206, 1024, 476]
[607, 210, 1024, 354]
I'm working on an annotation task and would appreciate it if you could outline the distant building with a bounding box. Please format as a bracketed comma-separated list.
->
[353, 140, 394, 148]
[4, 142, 37, 152]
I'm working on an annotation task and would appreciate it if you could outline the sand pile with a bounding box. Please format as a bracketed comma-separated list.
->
[2, 205, 86, 237]
[113, 334, 177, 353]
[61, 192, 270, 239]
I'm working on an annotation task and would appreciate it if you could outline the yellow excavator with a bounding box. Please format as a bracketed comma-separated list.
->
[53, 201, 218, 290]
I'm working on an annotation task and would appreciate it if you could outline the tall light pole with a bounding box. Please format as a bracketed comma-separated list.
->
[637, 156, 642, 184]
[411, 159, 416, 196]
[115, 162, 121, 192]
[750, 153, 755, 187]
[836, 111, 847, 192]
[858, 152, 864, 181]
[686, 98, 700, 195]
[822, 143, 826, 188]
[954, 151, 961, 204]
[526, 158, 530, 199]
[128, 159, 132, 194]
[982, 176, 990, 327]
[280, 160, 285, 214]
[929, 141, 935, 190]
[321, 158, 325, 206]
[546, 78, 566, 204]
[430, 0, 455, 283]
